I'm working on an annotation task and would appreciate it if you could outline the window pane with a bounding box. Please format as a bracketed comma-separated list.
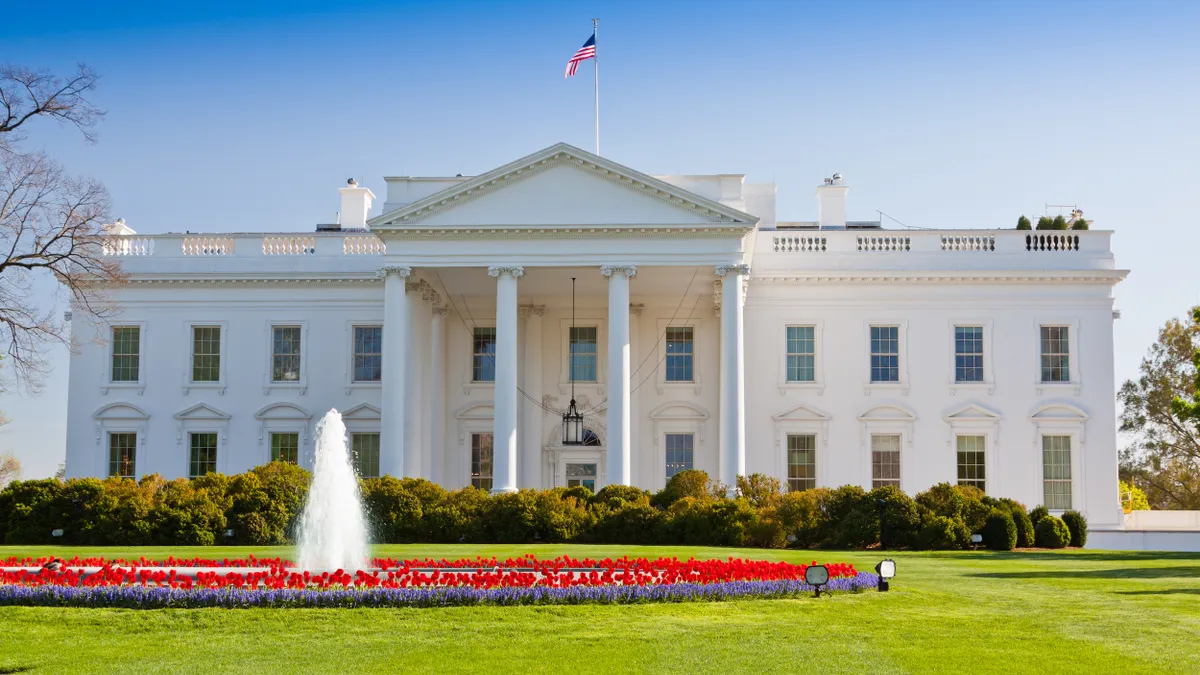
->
[351, 433, 380, 478]
[665, 433, 694, 478]
[786, 326, 816, 383]
[111, 326, 141, 382]
[787, 434, 816, 491]
[870, 326, 899, 383]
[1040, 326, 1070, 383]
[272, 326, 302, 382]
[955, 435, 986, 492]
[270, 432, 300, 464]
[1043, 435, 1072, 510]
[569, 326, 598, 383]
[871, 434, 901, 488]
[664, 327, 694, 382]
[472, 327, 496, 382]
[191, 326, 221, 382]
[189, 432, 218, 479]
[108, 432, 137, 479]
[954, 326, 984, 383]
[472, 433, 494, 491]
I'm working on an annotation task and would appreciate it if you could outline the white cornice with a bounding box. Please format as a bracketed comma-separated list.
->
[369, 142, 758, 228]
[751, 270, 1129, 286]
[374, 224, 753, 240]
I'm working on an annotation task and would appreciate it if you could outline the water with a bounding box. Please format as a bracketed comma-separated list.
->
[297, 410, 369, 572]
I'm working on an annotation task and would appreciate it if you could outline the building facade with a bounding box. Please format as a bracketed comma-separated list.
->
[65, 143, 1129, 529]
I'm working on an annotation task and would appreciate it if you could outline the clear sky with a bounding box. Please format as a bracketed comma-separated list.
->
[3, 0, 1199, 478]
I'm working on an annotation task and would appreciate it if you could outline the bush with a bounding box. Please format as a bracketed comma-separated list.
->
[870, 486, 920, 549]
[1061, 510, 1088, 547]
[771, 488, 830, 548]
[1034, 515, 1071, 548]
[650, 470, 711, 509]
[1029, 505, 1049, 527]
[1016, 215, 1032, 230]
[916, 514, 969, 550]
[982, 508, 1017, 551]
[360, 477, 422, 543]
[736, 474, 783, 509]
[1000, 499, 1035, 548]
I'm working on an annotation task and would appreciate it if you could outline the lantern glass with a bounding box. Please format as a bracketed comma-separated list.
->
[562, 400, 584, 445]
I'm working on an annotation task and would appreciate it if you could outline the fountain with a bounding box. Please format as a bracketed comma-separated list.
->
[297, 409, 369, 572]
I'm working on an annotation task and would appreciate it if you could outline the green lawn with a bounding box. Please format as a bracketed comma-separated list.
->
[1, 545, 1198, 674]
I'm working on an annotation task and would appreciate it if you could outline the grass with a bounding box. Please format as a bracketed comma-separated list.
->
[1, 545, 1198, 674]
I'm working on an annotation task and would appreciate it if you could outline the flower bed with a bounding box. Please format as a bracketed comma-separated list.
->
[0, 556, 876, 608]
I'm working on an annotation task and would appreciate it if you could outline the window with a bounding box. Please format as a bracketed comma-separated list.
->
[272, 326, 302, 382]
[352, 326, 382, 382]
[787, 434, 816, 491]
[271, 432, 300, 464]
[665, 433, 694, 478]
[108, 432, 137, 479]
[954, 326, 984, 383]
[189, 432, 218, 478]
[471, 433, 494, 491]
[472, 327, 496, 382]
[870, 326, 899, 383]
[786, 326, 816, 383]
[111, 326, 141, 382]
[664, 327, 694, 382]
[191, 326, 221, 382]
[566, 463, 597, 492]
[1040, 326, 1070, 383]
[956, 435, 986, 492]
[871, 434, 901, 488]
[351, 433, 380, 478]
[1043, 435, 1072, 510]
[569, 326, 598, 382]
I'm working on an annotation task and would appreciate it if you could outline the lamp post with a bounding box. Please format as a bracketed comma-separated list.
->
[804, 564, 829, 597]
[875, 559, 896, 592]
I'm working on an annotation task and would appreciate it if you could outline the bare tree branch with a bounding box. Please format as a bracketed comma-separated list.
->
[0, 64, 103, 145]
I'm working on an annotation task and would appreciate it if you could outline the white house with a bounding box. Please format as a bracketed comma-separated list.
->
[66, 142, 1129, 530]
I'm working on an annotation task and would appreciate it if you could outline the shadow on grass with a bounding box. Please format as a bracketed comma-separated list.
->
[1115, 588, 1200, 595]
[0, 666, 34, 674]
[970, 566, 1200, 580]
[920, 550, 1200, 563]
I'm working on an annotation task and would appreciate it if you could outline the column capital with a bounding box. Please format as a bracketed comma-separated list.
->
[518, 304, 546, 318]
[601, 264, 637, 278]
[433, 307, 450, 317]
[377, 265, 413, 279]
[629, 303, 645, 316]
[488, 265, 525, 279]
[714, 263, 750, 277]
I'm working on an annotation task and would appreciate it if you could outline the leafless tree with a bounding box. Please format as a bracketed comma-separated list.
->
[0, 452, 20, 487]
[0, 64, 126, 392]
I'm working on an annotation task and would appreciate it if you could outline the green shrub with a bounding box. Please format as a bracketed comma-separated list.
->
[421, 487, 487, 542]
[1061, 510, 1088, 547]
[953, 485, 991, 533]
[870, 486, 920, 549]
[1034, 515, 1071, 548]
[650, 470, 711, 509]
[916, 514, 970, 550]
[360, 477, 423, 543]
[0, 478, 64, 544]
[561, 485, 593, 503]
[1016, 215, 1032, 230]
[825, 506, 878, 549]
[771, 488, 830, 548]
[982, 508, 1017, 551]
[915, 483, 965, 521]
[736, 474, 783, 509]
[1029, 505, 1049, 527]
[1000, 499, 1035, 548]
[589, 500, 662, 544]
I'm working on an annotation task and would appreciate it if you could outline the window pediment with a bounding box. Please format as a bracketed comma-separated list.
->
[254, 402, 313, 421]
[649, 402, 709, 421]
[858, 404, 916, 422]
[772, 403, 831, 422]
[943, 402, 1002, 422]
[1030, 403, 1089, 421]
[174, 403, 231, 421]
[93, 402, 150, 420]
[341, 403, 381, 420]
[456, 404, 495, 420]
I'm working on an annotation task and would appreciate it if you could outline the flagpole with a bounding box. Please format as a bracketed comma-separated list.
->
[593, 18, 599, 155]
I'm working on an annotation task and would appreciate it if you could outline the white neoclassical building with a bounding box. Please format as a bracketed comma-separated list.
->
[65, 143, 1128, 529]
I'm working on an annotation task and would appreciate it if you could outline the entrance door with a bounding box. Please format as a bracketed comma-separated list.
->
[566, 462, 598, 492]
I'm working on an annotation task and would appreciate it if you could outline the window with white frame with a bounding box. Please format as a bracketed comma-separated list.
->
[664, 327, 694, 382]
[471, 432, 494, 491]
[111, 326, 141, 382]
[108, 432, 137, 479]
[569, 327, 598, 383]
[191, 326, 221, 383]
[1042, 435, 1072, 510]
[870, 326, 900, 383]
[272, 326, 302, 382]
[956, 435, 986, 492]
[1040, 326, 1070, 383]
[954, 326, 984, 383]
[472, 327, 496, 382]
[566, 463, 597, 492]
[352, 433, 380, 478]
[787, 434, 816, 491]
[871, 434, 901, 488]
[353, 326, 382, 383]
[189, 432, 218, 478]
[665, 433, 694, 478]
[786, 326, 816, 383]
[270, 432, 300, 464]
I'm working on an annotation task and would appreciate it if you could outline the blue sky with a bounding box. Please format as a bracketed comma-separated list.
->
[3, 0, 1199, 477]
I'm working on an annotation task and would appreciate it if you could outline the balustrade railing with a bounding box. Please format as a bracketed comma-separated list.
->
[1025, 233, 1080, 252]
[941, 235, 995, 251]
[181, 237, 235, 256]
[343, 235, 386, 254]
[101, 237, 155, 256]
[772, 235, 826, 253]
[262, 236, 315, 255]
[857, 235, 910, 252]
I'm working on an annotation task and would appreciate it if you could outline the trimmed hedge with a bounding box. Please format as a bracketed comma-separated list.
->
[1061, 510, 1088, 548]
[0, 465, 1085, 551]
[1035, 516, 1072, 549]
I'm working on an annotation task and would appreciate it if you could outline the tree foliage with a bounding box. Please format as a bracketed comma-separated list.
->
[1016, 215, 1032, 230]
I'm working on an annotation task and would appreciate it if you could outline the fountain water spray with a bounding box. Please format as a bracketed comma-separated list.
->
[297, 409, 369, 571]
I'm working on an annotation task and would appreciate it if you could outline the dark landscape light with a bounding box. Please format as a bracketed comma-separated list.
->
[804, 564, 829, 597]
[875, 559, 896, 592]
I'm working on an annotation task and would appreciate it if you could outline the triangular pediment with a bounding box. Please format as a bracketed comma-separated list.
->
[369, 143, 757, 229]
[649, 402, 709, 421]
[174, 403, 231, 420]
[772, 403, 831, 422]
[341, 403, 381, 420]
[255, 402, 312, 420]
[944, 403, 1002, 421]
[858, 404, 917, 421]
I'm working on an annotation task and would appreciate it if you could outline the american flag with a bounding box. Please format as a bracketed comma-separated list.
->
[564, 34, 596, 78]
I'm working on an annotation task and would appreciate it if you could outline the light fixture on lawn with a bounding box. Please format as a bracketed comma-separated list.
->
[875, 559, 896, 592]
[562, 277, 584, 445]
[804, 564, 830, 597]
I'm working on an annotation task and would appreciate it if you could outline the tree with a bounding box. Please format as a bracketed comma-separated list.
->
[0, 64, 126, 391]
[1119, 307, 1200, 509]
[1070, 218, 1089, 231]
[0, 452, 19, 487]
[1051, 215, 1068, 230]
[1016, 215, 1032, 230]
[1035, 216, 1055, 230]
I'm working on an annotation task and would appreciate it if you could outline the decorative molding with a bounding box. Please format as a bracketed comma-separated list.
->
[629, 303, 645, 317]
[751, 272, 1127, 286]
[376, 265, 413, 279]
[125, 276, 382, 288]
[600, 264, 638, 279]
[433, 307, 450, 317]
[373, 225, 753, 241]
[714, 264, 751, 277]
[487, 265, 525, 279]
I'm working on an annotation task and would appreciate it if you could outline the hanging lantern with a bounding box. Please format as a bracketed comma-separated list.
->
[562, 399, 584, 446]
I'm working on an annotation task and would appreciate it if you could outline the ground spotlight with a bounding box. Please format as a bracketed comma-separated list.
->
[805, 564, 829, 597]
[875, 559, 896, 592]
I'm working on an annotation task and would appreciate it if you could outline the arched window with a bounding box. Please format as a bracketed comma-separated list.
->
[582, 428, 602, 446]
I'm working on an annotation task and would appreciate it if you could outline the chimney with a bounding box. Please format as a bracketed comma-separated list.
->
[815, 173, 848, 228]
[338, 178, 375, 229]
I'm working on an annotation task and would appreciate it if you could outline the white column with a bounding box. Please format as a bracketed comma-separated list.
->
[629, 303, 644, 487]
[489, 265, 523, 494]
[521, 305, 545, 488]
[602, 265, 636, 486]
[717, 264, 748, 487]
[404, 280, 428, 478]
[430, 307, 447, 486]
[379, 265, 412, 478]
